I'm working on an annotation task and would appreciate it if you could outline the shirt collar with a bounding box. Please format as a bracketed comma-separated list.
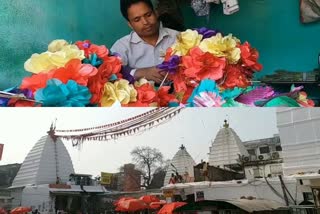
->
[130, 22, 169, 44]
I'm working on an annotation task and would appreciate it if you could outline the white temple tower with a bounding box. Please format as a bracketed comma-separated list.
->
[11, 128, 74, 188]
[164, 145, 196, 185]
[208, 120, 249, 168]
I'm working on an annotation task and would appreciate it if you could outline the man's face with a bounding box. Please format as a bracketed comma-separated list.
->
[127, 2, 159, 38]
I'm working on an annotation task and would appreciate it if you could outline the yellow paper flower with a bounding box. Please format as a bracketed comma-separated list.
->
[24, 41, 85, 74]
[199, 33, 241, 64]
[48, 45, 85, 67]
[171, 30, 203, 56]
[48, 39, 69, 52]
[134, 78, 150, 87]
[101, 79, 137, 107]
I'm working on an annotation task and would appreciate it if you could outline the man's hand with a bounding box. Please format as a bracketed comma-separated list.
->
[135, 67, 166, 84]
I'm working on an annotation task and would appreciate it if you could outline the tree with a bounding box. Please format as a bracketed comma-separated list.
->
[131, 146, 164, 189]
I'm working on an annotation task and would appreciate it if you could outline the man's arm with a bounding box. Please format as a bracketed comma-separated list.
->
[111, 40, 165, 84]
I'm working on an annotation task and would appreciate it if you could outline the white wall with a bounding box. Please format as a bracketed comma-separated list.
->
[195, 179, 305, 205]
[245, 163, 283, 180]
[277, 108, 320, 175]
[21, 185, 54, 214]
[10, 188, 23, 209]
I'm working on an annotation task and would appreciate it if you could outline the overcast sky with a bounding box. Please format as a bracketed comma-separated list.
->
[0, 108, 278, 177]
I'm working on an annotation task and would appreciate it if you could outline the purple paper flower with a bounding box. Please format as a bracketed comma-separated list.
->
[0, 88, 33, 106]
[121, 66, 136, 84]
[236, 86, 275, 106]
[196, 27, 220, 39]
[157, 55, 180, 74]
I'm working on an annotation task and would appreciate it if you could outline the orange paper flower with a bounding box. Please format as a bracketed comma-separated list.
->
[52, 59, 98, 86]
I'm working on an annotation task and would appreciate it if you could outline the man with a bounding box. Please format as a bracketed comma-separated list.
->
[111, 0, 179, 84]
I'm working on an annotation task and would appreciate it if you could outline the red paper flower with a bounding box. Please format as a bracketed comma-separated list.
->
[75, 40, 92, 57]
[20, 72, 51, 93]
[220, 65, 251, 89]
[181, 86, 194, 104]
[170, 68, 188, 93]
[164, 47, 174, 62]
[157, 86, 178, 107]
[123, 83, 158, 107]
[87, 56, 122, 105]
[239, 42, 263, 71]
[7, 99, 40, 107]
[90, 44, 109, 59]
[182, 47, 226, 81]
[75, 40, 109, 59]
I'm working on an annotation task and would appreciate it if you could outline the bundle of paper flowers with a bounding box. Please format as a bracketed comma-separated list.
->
[0, 28, 315, 107]
[2, 39, 123, 107]
[156, 28, 315, 107]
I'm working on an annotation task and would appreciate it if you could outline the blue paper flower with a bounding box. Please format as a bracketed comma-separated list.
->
[83, 53, 103, 67]
[35, 79, 91, 107]
[187, 79, 221, 107]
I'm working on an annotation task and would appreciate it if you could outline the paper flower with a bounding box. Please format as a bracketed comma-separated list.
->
[52, 59, 98, 86]
[157, 55, 180, 74]
[199, 33, 241, 64]
[0, 87, 35, 107]
[187, 79, 220, 106]
[196, 27, 219, 39]
[157, 86, 178, 107]
[131, 83, 158, 107]
[236, 86, 275, 106]
[263, 96, 301, 107]
[48, 39, 69, 52]
[182, 47, 226, 81]
[171, 30, 203, 56]
[86, 56, 122, 105]
[193, 92, 225, 107]
[100, 79, 137, 107]
[220, 65, 251, 89]
[222, 99, 247, 107]
[239, 42, 263, 71]
[20, 72, 51, 93]
[297, 92, 315, 107]
[34, 79, 91, 107]
[24, 42, 85, 74]
[75, 40, 109, 59]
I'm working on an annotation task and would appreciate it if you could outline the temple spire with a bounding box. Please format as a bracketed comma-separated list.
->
[47, 119, 57, 142]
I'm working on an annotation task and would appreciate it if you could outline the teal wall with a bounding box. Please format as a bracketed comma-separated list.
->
[0, 0, 130, 90]
[0, 0, 319, 90]
[182, 0, 320, 79]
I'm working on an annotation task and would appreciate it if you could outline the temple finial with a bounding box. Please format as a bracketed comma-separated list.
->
[223, 120, 229, 128]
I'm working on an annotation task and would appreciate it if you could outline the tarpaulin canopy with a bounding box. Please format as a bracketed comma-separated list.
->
[175, 199, 286, 213]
